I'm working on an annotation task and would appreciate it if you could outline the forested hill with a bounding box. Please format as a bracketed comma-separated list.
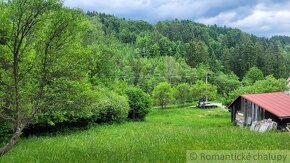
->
[87, 12, 290, 79]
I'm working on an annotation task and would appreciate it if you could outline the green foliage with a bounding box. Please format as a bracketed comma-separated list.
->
[152, 82, 175, 109]
[89, 43, 120, 85]
[92, 13, 290, 80]
[125, 87, 152, 121]
[254, 75, 288, 92]
[109, 80, 129, 95]
[0, 120, 12, 145]
[175, 83, 191, 105]
[214, 72, 241, 95]
[242, 66, 264, 85]
[224, 75, 288, 105]
[191, 80, 217, 101]
[0, 0, 95, 128]
[93, 89, 130, 123]
[0, 2, 111, 154]
[230, 41, 260, 78]
[35, 79, 95, 126]
[185, 40, 209, 67]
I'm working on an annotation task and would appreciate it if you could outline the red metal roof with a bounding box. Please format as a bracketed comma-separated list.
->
[237, 92, 290, 118]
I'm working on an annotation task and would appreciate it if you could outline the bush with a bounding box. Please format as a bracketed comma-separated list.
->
[93, 89, 130, 123]
[0, 119, 12, 145]
[34, 79, 96, 126]
[125, 87, 152, 121]
[21, 88, 130, 136]
[25, 81, 98, 136]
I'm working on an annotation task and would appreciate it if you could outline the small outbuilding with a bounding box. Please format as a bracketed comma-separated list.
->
[228, 92, 290, 128]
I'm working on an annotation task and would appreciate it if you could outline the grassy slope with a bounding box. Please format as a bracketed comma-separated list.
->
[1, 108, 289, 162]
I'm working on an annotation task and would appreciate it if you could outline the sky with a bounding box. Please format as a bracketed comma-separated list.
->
[63, 0, 290, 37]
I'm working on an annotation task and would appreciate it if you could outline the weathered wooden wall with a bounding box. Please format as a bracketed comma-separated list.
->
[232, 97, 267, 126]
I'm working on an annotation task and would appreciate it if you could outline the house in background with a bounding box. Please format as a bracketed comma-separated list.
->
[228, 92, 290, 127]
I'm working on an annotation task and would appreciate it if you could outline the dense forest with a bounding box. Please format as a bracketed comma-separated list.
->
[0, 0, 289, 156]
[85, 11, 290, 101]
[89, 12, 290, 78]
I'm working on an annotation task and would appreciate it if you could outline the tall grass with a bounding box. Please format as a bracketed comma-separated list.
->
[1, 107, 289, 162]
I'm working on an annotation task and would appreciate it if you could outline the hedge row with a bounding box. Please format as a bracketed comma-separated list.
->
[0, 87, 152, 142]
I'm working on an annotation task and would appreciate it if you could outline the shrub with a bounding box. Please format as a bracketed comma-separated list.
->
[125, 87, 152, 121]
[34, 79, 96, 126]
[20, 87, 130, 136]
[93, 89, 130, 123]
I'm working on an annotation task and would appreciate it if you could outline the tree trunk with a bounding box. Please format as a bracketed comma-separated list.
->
[0, 124, 25, 157]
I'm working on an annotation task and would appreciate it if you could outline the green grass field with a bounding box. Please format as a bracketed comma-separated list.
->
[1, 107, 290, 162]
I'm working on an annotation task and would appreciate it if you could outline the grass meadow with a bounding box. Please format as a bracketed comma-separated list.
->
[1, 107, 289, 162]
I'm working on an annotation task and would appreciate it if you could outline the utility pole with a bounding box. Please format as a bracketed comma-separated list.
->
[205, 72, 208, 102]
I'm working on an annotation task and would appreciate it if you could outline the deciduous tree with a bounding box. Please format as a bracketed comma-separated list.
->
[152, 82, 174, 109]
[242, 66, 264, 85]
[175, 83, 191, 105]
[0, 0, 90, 156]
[191, 80, 217, 101]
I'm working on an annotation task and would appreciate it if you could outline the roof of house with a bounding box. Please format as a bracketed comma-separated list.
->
[229, 92, 290, 119]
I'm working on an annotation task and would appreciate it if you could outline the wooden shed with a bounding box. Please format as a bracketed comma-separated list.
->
[228, 92, 290, 127]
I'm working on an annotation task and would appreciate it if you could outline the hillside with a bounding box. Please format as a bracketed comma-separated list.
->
[89, 12, 290, 79]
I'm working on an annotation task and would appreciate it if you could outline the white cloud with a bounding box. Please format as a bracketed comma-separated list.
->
[63, 0, 290, 36]
[64, 0, 151, 14]
[155, 0, 234, 19]
[197, 1, 290, 36]
[197, 12, 237, 25]
[64, 0, 234, 20]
